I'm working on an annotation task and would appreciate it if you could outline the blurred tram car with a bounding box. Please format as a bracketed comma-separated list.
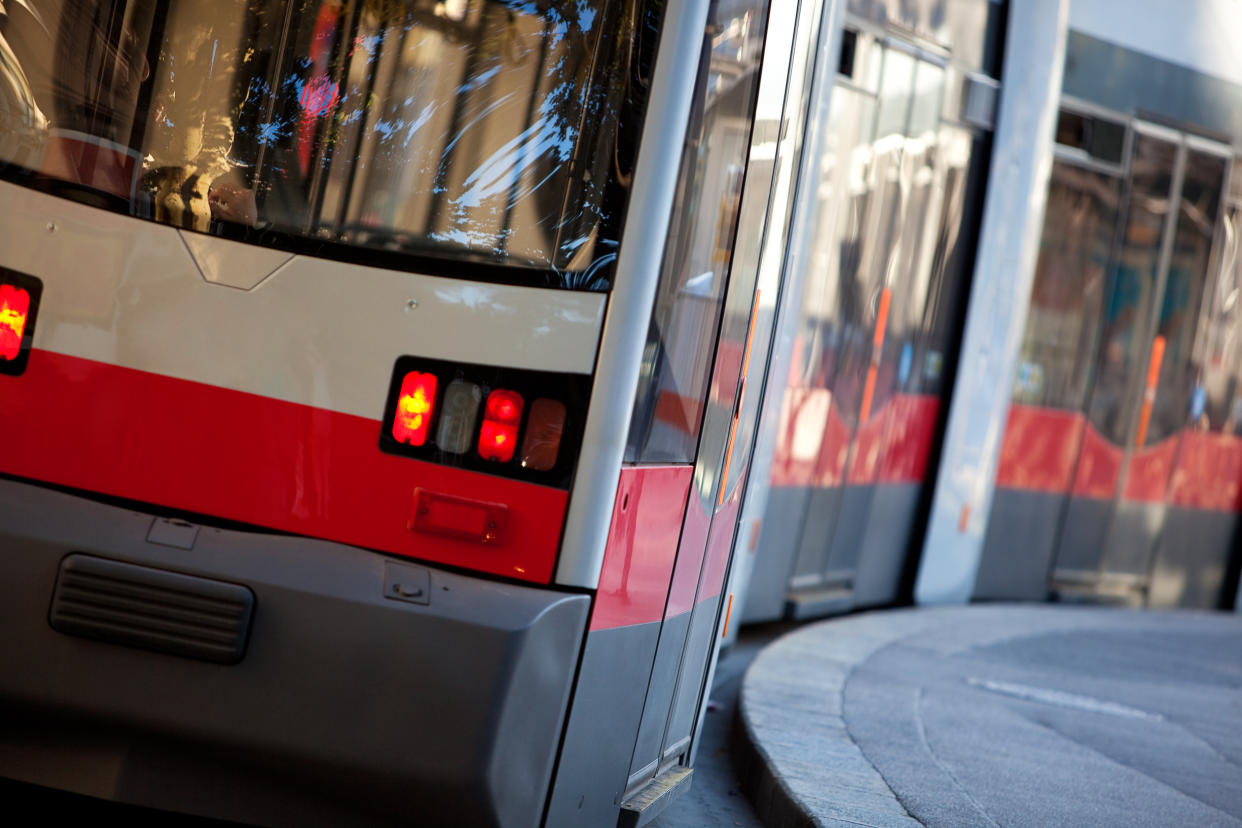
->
[731, 0, 1242, 630]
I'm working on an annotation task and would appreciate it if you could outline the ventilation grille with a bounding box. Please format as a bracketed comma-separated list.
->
[50, 554, 254, 665]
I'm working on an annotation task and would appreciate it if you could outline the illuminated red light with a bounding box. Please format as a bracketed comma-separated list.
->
[392, 371, 438, 446]
[479, 389, 524, 462]
[0, 283, 30, 362]
[486, 390, 523, 424]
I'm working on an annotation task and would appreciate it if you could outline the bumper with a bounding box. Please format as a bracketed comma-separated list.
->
[0, 478, 588, 827]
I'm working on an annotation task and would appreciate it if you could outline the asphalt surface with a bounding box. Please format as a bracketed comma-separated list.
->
[653, 625, 793, 828]
[736, 605, 1242, 828]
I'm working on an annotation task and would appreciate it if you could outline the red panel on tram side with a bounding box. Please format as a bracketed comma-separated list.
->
[847, 402, 891, 485]
[666, 489, 712, 619]
[0, 350, 565, 583]
[812, 397, 850, 488]
[1169, 431, 1242, 512]
[708, 340, 745, 403]
[771, 387, 817, 486]
[1122, 436, 1179, 503]
[590, 465, 694, 631]
[1071, 422, 1124, 498]
[877, 394, 940, 484]
[994, 405, 1084, 492]
[697, 495, 740, 603]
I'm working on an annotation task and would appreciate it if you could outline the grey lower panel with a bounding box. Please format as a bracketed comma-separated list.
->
[974, 488, 1063, 601]
[545, 621, 661, 828]
[740, 486, 809, 623]
[784, 485, 873, 621]
[1101, 500, 1165, 578]
[1150, 507, 1239, 609]
[627, 611, 693, 787]
[852, 483, 920, 608]
[1053, 496, 1112, 576]
[791, 486, 841, 584]
[0, 480, 588, 828]
[822, 485, 872, 578]
[662, 593, 723, 763]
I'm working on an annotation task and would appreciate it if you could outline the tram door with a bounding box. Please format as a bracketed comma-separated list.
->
[771, 28, 990, 617]
[618, 0, 790, 798]
[1051, 125, 1232, 603]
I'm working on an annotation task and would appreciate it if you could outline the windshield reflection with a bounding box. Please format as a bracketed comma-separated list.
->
[0, 0, 656, 289]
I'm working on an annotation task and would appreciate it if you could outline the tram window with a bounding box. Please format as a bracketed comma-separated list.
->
[0, 0, 660, 289]
[1012, 161, 1122, 410]
[913, 127, 988, 397]
[625, 1, 768, 464]
[1055, 110, 1126, 165]
[868, 58, 945, 415]
[1199, 205, 1242, 433]
[1082, 134, 1177, 444]
[1144, 149, 1225, 444]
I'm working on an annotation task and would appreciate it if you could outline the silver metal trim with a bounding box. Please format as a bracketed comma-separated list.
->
[724, 0, 832, 631]
[962, 72, 1000, 129]
[1133, 120, 1184, 145]
[1052, 144, 1126, 178]
[1186, 133, 1235, 159]
[554, 0, 714, 588]
[915, 0, 1070, 604]
[1059, 94, 1131, 125]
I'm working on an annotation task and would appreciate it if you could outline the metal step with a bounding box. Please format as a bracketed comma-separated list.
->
[786, 586, 854, 620]
[617, 766, 693, 828]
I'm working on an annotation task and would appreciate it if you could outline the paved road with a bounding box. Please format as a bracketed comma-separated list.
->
[653, 625, 793, 828]
[738, 605, 1242, 828]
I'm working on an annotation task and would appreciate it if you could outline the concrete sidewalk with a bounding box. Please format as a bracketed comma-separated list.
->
[735, 605, 1242, 828]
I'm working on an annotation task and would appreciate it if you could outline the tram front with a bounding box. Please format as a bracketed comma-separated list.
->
[0, 0, 781, 825]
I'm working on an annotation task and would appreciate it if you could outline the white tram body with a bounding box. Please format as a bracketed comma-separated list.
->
[0, 0, 1240, 825]
[0, 0, 782, 824]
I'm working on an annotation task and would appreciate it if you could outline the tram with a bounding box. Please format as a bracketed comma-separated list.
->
[965, 0, 1242, 611]
[0, 0, 792, 824]
[730, 0, 1242, 629]
[728, 0, 1005, 626]
[1, 0, 1239, 825]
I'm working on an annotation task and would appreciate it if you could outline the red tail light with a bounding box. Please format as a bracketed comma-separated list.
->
[479, 389, 524, 462]
[392, 371, 438, 446]
[0, 283, 30, 362]
[0, 268, 40, 376]
[520, 399, 566, 471]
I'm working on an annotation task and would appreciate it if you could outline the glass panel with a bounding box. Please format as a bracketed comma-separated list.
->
[0, 0, 658, 287]
[801, 86, 878, 396]
[1083, 133, 1177, 444]
[911, 126, 987, 398]
[1013, 161, 1123, 408]
[869, 58, 943, 416]
[1197, 204, 1242, 433]
[623, 2, 768, 463]
[830, 46, 915, 429]
[1054, 110, 1126, 165]
[1145, 150, 1226, 443]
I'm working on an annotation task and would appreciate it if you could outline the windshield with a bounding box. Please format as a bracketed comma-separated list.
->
[0, 0, 658, 290]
